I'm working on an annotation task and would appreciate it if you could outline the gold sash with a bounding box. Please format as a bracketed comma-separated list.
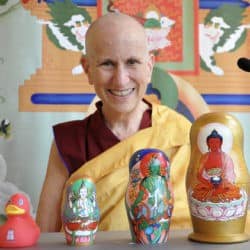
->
[63, 104, 193, 231]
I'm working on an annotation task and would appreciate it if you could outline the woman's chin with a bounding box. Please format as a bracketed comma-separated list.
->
[111, 105, 135, 115]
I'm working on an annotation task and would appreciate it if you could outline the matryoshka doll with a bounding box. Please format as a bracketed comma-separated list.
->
[125, 148, 174, 245]
[61, 176, 100, 246]
[186, 112, 250, 243]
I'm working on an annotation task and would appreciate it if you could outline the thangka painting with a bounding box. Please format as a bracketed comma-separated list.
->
[17, 0, 250, 118]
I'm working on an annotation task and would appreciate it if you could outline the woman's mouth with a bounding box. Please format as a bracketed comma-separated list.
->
[108, 88, 135, 97]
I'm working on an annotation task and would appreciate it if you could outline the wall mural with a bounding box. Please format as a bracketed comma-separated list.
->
[15, 0, 250, 120]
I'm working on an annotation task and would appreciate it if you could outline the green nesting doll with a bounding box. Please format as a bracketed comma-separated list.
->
[125, 148, 174, 245]
[61, 177, 100, 246]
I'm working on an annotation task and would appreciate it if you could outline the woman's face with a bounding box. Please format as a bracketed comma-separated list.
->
[84, 16, 154, 116]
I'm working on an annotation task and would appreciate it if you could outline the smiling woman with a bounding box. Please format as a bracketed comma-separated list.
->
[36, 12, 192, 232]
[83, 13, 154, 124]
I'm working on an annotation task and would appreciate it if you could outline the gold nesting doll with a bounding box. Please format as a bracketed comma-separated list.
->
[186, 112, 250, 243]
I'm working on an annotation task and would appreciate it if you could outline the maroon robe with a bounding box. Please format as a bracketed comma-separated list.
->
[53, 101, 152, 175]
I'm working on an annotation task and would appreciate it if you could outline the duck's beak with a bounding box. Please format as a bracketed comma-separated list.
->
[5, 205, 25, 215]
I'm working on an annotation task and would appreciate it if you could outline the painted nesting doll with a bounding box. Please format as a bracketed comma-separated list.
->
[125, 148, 174, 245]
[61, 177, 100, 246]
[186, 112, 250, 243]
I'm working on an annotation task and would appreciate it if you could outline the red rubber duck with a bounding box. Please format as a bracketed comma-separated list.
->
[0, 193, 40, 248]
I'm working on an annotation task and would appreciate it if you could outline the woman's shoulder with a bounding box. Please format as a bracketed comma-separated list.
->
[53, 117, 87, 130]
[53, 110, 99, 132]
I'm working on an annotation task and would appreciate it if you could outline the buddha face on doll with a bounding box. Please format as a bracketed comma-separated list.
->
[207, 137, 222, 152]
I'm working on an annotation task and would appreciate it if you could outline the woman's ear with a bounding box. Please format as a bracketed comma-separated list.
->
[148, 53, 155, 75]
[147, 53, 155, 81]
[80, 55, 93, 85]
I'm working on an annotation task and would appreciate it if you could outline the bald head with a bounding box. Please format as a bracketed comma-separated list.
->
[85, 13, 149, 57]
[82, 12, 155, 115]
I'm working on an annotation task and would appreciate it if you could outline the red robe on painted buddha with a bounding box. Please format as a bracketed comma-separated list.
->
[192, 130, 241, 203]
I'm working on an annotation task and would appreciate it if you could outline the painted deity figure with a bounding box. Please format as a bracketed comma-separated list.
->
[62, 178, 99, 246]
[192, 130, 241, 203]
[69, 184, 95, 217]
[128, 151, 173, 244]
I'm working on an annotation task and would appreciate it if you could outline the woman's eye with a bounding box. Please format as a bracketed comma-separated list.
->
[127, 58, 140, 66]
[100, 60, 114, 67]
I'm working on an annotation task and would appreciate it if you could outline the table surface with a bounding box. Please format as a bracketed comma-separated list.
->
[11, 230, 250, 250]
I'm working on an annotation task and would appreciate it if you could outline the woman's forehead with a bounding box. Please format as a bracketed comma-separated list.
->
[86, 14, 148, 54]
[88, 34, 149, 60]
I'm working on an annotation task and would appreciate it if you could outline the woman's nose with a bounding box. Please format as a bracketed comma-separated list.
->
[112, 65, 130, 86]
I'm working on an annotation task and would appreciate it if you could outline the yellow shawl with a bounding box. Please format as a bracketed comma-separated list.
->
[63, 103, 193, 231]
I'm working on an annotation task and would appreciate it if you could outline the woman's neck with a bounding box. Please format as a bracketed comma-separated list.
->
[102, 101, 149, 140]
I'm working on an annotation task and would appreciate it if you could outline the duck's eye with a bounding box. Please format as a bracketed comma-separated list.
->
[18, 198, 24, 206]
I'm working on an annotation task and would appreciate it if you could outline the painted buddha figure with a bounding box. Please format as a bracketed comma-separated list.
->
[192, 129, 241, 203]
